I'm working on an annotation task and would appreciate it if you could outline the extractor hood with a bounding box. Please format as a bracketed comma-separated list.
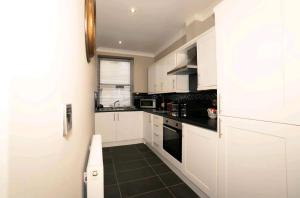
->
[167, 64, 197, 75]
[167, 46, 197, 75]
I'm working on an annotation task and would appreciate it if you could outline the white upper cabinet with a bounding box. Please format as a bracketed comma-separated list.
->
[183, 124, 218, 198]
[148, 52, 189, 94]
[218, 116, 300, 198]
[215, 0, 293, 123]
[197, 27, 217, 90]
[148, 63, 156, 94]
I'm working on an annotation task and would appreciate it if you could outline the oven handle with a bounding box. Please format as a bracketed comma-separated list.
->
[163, 125, 181, 134]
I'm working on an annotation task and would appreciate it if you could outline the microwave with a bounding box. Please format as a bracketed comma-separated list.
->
[140, 99, 156, 109]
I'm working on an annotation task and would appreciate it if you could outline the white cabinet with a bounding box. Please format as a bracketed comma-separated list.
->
[95, 112, 142, 144]
[218, 116, 300, 198]
[116, 112, 142, 142]
[148, 52, 189, 94]
[215, 0, 300, 125]
[183, 124, 218, 198]
[143, 112, 152, 145]
[148, 65, 156, 94]
[95, 112, 116, 143]
[197, 27, 217, 90]
[152, 115, 163, 153]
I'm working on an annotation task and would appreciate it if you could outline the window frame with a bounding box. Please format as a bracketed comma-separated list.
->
[97, 56, 134, 107]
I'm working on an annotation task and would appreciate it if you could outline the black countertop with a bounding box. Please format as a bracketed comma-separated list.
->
[95, 108, 217, 132]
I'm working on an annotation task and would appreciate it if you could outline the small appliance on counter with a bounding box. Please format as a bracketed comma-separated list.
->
[207, 108, 217, 119]
[167, 102, 180, 117]
[140, 98, 156, 109]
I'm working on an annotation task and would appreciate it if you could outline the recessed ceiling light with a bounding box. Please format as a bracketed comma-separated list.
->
[130, 7, 136, 13]
[118, 41, 122, 45]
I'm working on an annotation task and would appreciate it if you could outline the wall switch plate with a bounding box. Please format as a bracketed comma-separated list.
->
[63, 104, 72, 137]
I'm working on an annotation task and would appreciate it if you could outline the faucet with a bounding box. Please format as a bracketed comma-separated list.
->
[113, 100, 120, 108]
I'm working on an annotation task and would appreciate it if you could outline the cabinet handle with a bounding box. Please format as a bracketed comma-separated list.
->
[219, 118, 222, 139]
[218, 94, 222, 115]
[172, 79, 175, 89]
[117, 113, 119, 121]
[114, 113, 115, 121]
[154, 124, 159, 127]
[154, 133, 159, 136]
[153, 142, 159, 147]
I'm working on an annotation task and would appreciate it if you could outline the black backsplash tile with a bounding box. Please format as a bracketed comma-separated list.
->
[133, 90, 217, 112]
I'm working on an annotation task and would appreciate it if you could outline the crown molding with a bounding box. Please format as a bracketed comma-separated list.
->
[154, 28, 186, 57]
[96, 47, 155, 58]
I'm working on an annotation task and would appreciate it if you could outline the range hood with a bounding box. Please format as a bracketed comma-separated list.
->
[167, 64, 197, 75]
[167, 46, 197, 75]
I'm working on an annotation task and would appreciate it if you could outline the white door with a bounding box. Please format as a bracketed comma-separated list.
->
[95, 112, 116, 143]
[215, 0, 284, 122]
[282, 0, 300, 125]
[116, 112, 140, 141]
[218, 116, 300, 198]
[197, 28, 217, 90]
[183, 124, 218, 198]
[143, 112, 152, 145]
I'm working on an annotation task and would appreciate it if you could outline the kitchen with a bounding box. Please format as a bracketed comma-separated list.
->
[94, 0, 300, 198]
[1, 0, 300, 198]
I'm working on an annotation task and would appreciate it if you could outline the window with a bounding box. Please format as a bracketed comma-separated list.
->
[98, 58, 132, 107]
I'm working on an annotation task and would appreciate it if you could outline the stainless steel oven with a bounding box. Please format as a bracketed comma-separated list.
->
[140, 99, 156, 109]
[163, 118, 182, 162]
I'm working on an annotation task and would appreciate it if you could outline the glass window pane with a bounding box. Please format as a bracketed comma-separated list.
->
[100, 85, 131, 107]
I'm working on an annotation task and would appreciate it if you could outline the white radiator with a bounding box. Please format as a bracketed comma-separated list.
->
[84, 134, 104, 198]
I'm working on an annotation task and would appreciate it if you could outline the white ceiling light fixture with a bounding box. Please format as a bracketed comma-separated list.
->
[130, 7, 136, 14]
[118, 40, 122, 45]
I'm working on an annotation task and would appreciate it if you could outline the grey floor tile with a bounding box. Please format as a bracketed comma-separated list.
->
[115, 159, 148, 172]
[135, 144, 152, 153]
[113, 153, 144, 163]
[151, 163, 172, 175]
[159, 172, 183, 186]
[104, 185, 121, 198]
[104, 173, 117, 186]
[116, 167, 155, 183]
[169, 183, 199, 198]
[145, 156, 163, 166]
[119, 176, 164, 197]
[132, 188, 173, 198]
[104, 163, 114, 174]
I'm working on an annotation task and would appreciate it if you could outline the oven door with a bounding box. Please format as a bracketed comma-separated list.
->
[163, 125, 182, 162]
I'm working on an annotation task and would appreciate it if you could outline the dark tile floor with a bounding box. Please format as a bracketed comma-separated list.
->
[103, 143, 200, 198]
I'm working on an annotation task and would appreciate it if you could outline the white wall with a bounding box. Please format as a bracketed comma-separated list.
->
[0, 0, 96, 197]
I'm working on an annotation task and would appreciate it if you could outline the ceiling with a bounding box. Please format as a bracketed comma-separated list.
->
[96, 0, 216, 56]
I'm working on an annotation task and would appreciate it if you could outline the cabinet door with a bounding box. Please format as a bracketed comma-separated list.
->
[143, 112, 152, 145]
[163, 52, 177, 93]
[218, 116, 300, 198]
[282, 0, 300, 125]
[183, 124, 218, 198]
[95, 113, 115, 143]
[154, 60, 163, 93]
[116, 112, 140, 141]
[197, 28, 217, 90]
[148, 65, 155, 94]
[215, 0, 284, 122]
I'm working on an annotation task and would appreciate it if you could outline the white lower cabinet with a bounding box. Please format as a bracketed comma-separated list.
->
[143, 112, 152, 145]
[183, 123, 218, 198]
[95, 112, 142, 144]
[95, 112, 116, 143]
[152, 115, 163, 153]
[218, 116, 300, 198]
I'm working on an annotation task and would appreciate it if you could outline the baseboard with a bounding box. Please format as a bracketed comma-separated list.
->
[102, 139, 143, 147]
